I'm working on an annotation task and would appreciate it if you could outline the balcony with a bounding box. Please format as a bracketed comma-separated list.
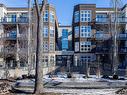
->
[96, 33, 111, 40]
[95, 17, 127, 24]
[0, 47, 16, 55]
[118, 33, 127, 40]
[95, 33, 127, 41]
[96, 17, 108, 24]
[95, 47, 110, 54]
[0, 32, 17, 40]
[119, 47, 127, 53]
[0, 17, 28, 24]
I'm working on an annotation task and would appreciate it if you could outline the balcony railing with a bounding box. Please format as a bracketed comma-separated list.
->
[119, 47, 127, 53]
[0, 32, 16, 40]
[95, 47, 127, 54]
[0, 17, 28, 23]
[96, 17, 108, 23]
[118, 33, 127, 40]
[0, 47, 16, 54]
[95, 17, 127, 24]
[96, 34, 111, 40]
[95, 33, 127, 40]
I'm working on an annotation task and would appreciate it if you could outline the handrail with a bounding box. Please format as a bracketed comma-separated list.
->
[0, 17, 28, 23]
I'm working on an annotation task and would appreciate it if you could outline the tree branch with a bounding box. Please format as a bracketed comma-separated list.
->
[40, 0, 47, 14]
[34, 0, 40, 17]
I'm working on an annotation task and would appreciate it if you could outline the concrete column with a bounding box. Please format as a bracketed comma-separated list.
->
[74, 55, 77, 67]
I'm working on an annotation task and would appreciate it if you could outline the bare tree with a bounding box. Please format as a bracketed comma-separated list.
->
[34, 0, 47, 94]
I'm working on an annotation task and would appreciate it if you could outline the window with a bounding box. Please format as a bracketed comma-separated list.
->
[74, 26, 79, 38]
[80, 26, 91, 38]
[75, 42, 79, 52]
[96, 31, 103, 39]
[50, 56, 55, 66]
[74, 11, 79, 23]
[43, 10, 48, 22]
[43, 41, 48, 52]
[80, 55, 91, 63]
[80, 10, 91, 22]
[49, 41, 54, 51]
[50, 11, 55, 23]
[62, 29, 68, 50]
[80, 41, 91, 52]
[50, 26, 55, 37]
[43, 26, 48, 38]
[42, 56, 48, 67]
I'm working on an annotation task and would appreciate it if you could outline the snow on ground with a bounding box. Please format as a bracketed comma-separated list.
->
[43, 88, 119, 95]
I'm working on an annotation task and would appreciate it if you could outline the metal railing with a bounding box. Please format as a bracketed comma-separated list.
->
[95, 33, 127, 40]
[118, 33, 127, 40]
[0, 47, 16, 54]
[95, 17, 127, 24]
[119, 47, 127, 53]
[0, 17, 28, 23]
[0, 32, 16, 40]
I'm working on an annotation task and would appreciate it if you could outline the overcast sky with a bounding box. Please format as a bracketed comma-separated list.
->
[0, 0, 127, 25]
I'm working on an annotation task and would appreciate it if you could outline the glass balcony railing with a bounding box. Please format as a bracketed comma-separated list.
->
[96, 17, 108, 23]
[0, 32, 17, 40]
[0, 17, 28, 23]
[118, 33, 127, 40]
[0, 47, 16, 54]
[96, 33, 127, 40]
[96, 47, 110, 53]
[95, 17, 127, 24]
[119, 47, 127, 53]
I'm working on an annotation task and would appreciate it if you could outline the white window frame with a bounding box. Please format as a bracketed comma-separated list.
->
[80, 26, 91, 38]
[43, 10, 48, 22]
[42, 56, 48, 67]
[80, 10, 91, 22]
[80, 41, 91, 52]
[50, 26, 55, 37]
[43, 41, 48, 52]
[43, 26, 48, 38]
[49, 40, 55, 51]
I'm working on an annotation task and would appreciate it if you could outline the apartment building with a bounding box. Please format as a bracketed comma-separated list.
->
[0, 1, 127, 77]
[0, 1, 58, 76]
[0, 4, 28, 70]
[72, 4, 127, 75]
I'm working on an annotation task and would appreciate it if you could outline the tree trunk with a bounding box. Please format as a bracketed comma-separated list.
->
[34, 0, 46, 94]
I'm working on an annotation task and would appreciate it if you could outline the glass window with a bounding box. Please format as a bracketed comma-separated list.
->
[43, 10, 48, 22]
[62, 29, 68, 50]
[80, 10, 91, 22]
[42, 56, 48, 67]
[80, 26, 91, 38]
[74, 11, 79, 23]
[50, 26, 55, 37]
[43, 41, 48, 52]
[74, 26, 79, 38]
[75, 42, 79, 52]
[80, 55, 91, 63]
[50, 11, 55, 23]
[80, 41, 91, 52]
[50, 56, 55, 66]
[43, 26, 48, 38]
[49, 40, 54, 51]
